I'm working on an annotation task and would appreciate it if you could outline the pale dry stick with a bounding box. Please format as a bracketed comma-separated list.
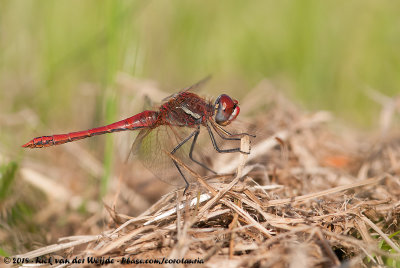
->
[242, 175, 277, 200]
[358, 247, 379, 266]
[20, 168, 72, 202]
[365, 87, 400, 136]
[387, 146, 400, 171]
[109, 215, 153, 236]
[290, 135, 319, 170]
[225, 191, 293, 231]
[161, 216, 265, 242]
[143, 193, 211, 226]
[58, 234, 114, 243]
[92, 240, 108, 252]
[175, 196, 196, 260]
[125, 229, 171, 252]
[187, 224, 261, 243]
[118, 190, 180, 231]
[176, 191, 183, 238]
[228, 204, 239, 259]
[168, 220, 191, 264]
[354, 218, 384, 265]
[14, 233, 109, 259]
[376, 200, 400, 214]
[220, 199, 273, 238]
[315, 228, 341, 267]
[195, 135, 250, 220]
[203, 240, 226, 263]
[63, 143, 104, 177]
[156, 209, 233, 234]
[260, 225, 314, 248]
[243, 187, 264, 207]
[265, 175, 386, 208]
[125, 240, 169, 254]
[263, 209, 359, 225]
[139, 190, 177, 217]
[165, 150, 217, 195]
[217, 110, 332, 174]
[168, 194, 196, 264]
[322, 229, 400, 258]
[94, 226, 154, 256]
[111, 172, 123, 211]
[359, 214, 400, 254]
[275, 136, 289, 165]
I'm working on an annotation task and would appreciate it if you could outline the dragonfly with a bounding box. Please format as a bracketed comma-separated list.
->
[22, 79, 255, 193]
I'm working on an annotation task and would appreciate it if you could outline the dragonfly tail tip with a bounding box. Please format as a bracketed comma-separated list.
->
[22, 140, 34, 148]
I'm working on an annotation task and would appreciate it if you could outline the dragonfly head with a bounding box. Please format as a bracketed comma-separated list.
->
[214, 94, 240, 126]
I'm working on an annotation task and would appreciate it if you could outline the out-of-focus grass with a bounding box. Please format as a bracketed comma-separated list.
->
[2, 1, 400, 130]
[0, 161, 44, 254]
[367, 231, 400, 267]
[1, 0, 400, 256]
[0, 162, 17, 201]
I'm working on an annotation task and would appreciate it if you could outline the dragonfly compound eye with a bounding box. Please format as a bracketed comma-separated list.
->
[214, 94, 240, 126]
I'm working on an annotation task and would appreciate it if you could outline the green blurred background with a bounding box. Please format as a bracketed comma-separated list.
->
[2, 0, 400, 131]
[1, 0, 400, 255]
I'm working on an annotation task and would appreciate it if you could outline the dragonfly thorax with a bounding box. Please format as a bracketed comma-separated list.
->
[160, 92, 214, 127]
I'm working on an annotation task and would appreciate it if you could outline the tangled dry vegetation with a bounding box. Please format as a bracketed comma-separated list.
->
[17, 79, 400, 267]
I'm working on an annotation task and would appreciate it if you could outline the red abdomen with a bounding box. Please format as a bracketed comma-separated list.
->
[22, 111, 158, 148]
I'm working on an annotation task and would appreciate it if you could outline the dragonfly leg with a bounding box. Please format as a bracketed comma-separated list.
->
[170, 127, 217, 194]
[188, 127, 217, 174]
[171, 160, 190, 195]
[171, 129, 198, 154]
[210, 121, 256, 140]
[206, 123, 250, 154]
[170, 130, 199, 194]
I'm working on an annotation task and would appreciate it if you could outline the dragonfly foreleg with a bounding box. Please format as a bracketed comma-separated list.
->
[210, 120, 255, 141]
[206, 123, 250, 154]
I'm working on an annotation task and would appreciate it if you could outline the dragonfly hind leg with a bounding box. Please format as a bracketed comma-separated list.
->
[170, 126, 217, 194]
[171, 160, 190, 194]
[188, 127, 217, 174]
[170, 130, 197, 194]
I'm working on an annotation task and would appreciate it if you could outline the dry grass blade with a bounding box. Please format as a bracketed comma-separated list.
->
[15, 234, 107, 259]
[359, 215, 400, 254]
[265, 175, 385, 207]
[220, 199, 273, 238]
[20, 167, 72, 202]
[94, 226, 154, 256]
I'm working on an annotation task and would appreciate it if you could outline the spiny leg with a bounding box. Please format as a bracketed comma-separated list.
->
[210, 120, 255, 141]
[170, 127, 218, 194]
[188, 127, 217, 174]
[206, 123, 249, 154]
[172, 161, 190, 195]
[170, 129, 198, 194]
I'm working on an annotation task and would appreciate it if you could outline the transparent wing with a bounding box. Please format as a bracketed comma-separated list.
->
[162, 76, 211, 102]
[131, 125, 205, 186]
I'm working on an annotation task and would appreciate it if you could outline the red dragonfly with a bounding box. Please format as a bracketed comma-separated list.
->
[22, 80, 254, 193]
